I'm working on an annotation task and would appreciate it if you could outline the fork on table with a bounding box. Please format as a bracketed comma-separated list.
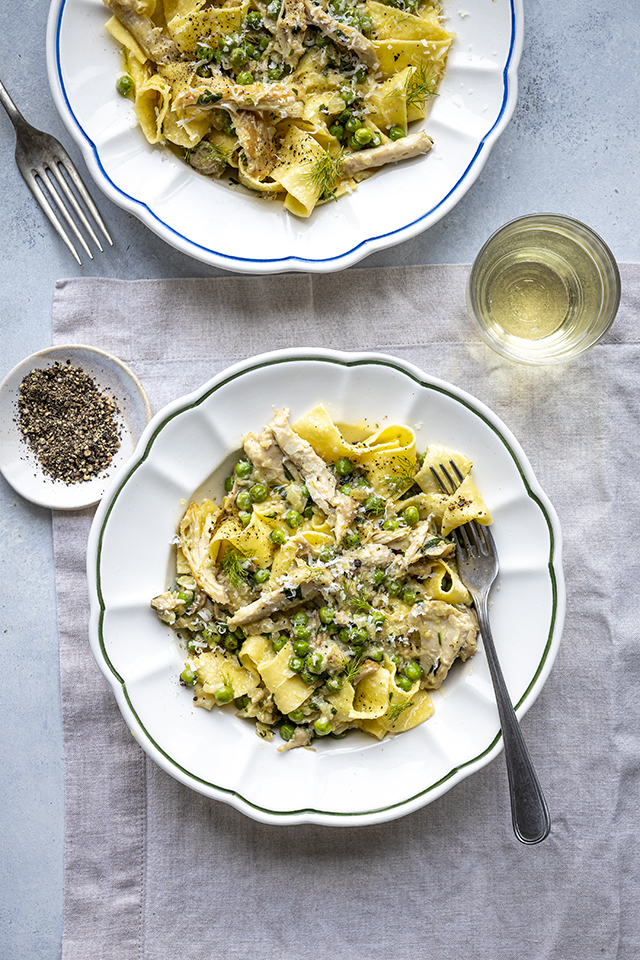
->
[432, 461, 551, 845]
[0, 77, 112, 264]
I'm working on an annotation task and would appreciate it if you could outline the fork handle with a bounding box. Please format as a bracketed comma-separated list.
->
[476, 597, 551, 844]
[0, 78, 26, 129]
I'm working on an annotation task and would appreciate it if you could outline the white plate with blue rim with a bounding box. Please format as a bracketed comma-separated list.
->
[47, 0, 523, 274]
[86, 349, 564, 826]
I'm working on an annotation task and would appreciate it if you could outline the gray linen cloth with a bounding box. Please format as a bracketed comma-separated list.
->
[53, 265, 640, 960]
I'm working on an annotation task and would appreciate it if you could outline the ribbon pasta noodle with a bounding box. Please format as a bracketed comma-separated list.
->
[104, 0, 454, 216]
[152, 404, 491, 750]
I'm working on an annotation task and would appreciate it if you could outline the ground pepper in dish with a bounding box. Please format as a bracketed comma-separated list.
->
[17, 361, 122, 484]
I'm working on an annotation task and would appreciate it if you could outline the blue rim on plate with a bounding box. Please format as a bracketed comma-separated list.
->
[47, 0, 523, 273]
[87, 350, 564, 826]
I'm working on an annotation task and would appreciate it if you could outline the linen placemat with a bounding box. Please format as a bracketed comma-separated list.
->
[53, 264, 640, 960]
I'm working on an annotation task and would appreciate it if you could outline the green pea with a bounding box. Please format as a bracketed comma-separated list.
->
[324, 675, 345, 692]
[396, 675, 413, 692]
[288, 708, 306, 723]
[245, 10, 262, 27]
[364, 494, 385, 514]
[402, 587, 418, 605]
[339, 86, 355, 104]
[291, 611, 308, 626]
[180, 667, 197, 686]
[244, 43, 256, 58]
[389, 125, 406, 141]
[386, 578, 402, 597]
[250, 483, 268, 502]
[235, 459, 252, 479]
[404, 661, 423, 681]
[403, 506, 420, 526]
[177, 590, 195, 605]
[214, 684, 234, 703]
[195, 43, 215, 61]
[302, 505, 314, 519]
[318, 545, 336, 563]
[272, 635, 287, 652]
[349, 627, 368, 646]
[314, 717, 333, 736]
[342, 531, 360, 548]
[355, 67, 367, 83]
[259, 35, 270, 51]
[236, 70, 254, 85]
[370, 131, 382, 147]
[285, 509, 303, 528]
[266, 0, 282, 18]
[236, 489, 252, 511]
[349, 134, 364, 151]
[329, 122, 344, 139]
[224, 634, 238, 651]
[288, 655, 304, 673]
[360, 13, 373, 33]
[230, 47, 248, 68]
[340, 484, 353, 497]
[370, 609, 385, 626]
[254, 568, 270, 585]
[293, 624, 311, 641]
[344, 116, 361, 133]
[371, 568, 386, 586]
[369, 647, 384, 662]
[268, 65, 284, 80]
[224, 475, 234, 492]
[383, 519, 399, 530]
[280, 722, 296, 741]
[299, 484, 310, 498]
[307, 652, 325, 674]
[339, 627, 351, 644]
[270, 528, 286, 545]
[327, 622, 340, 635]
[293, 639, 310, 655]
[301, 670, 316, 685]
[238, 511, 251, 528]
[319, 605, 335, 624]
[354, 127, 373, 146]
[116, 75, 134, 97]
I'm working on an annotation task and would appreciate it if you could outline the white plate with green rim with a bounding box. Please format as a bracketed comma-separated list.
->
[86, 349, 564, 825]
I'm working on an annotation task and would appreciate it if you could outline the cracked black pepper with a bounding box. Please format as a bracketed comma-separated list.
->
[17, 361, 122, 484]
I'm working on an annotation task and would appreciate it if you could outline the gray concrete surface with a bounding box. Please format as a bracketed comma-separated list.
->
[1, 0, 638, 956]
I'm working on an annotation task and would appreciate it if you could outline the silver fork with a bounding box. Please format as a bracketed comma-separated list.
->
[0, 77, 112, 264]
[432, 461, 551, 844]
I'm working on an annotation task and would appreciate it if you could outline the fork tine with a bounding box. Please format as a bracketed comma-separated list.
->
[53, 143, 113, 246]
[49, 161, 104, 252]
[21, 167, 83, 264]
[38, 166, 94, 260]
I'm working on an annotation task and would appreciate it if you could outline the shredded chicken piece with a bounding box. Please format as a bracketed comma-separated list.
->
[227, 564, 332, 627]
[268, 408, 356, 542]
[304, 0, 379, 70]
[278, 725, 314, 751]
[174, 78, 304, 116]
[341, 130, 434, 178]
[275, 0, 307, 67]
[243, 425, 287, 482]
[407, 600, 478, 689]
[232, 110, 278, 179]
[104, 0, 178, 62]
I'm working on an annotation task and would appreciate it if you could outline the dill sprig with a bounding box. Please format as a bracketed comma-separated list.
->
[387, 698, 413, 724]
[221, 549, 252, 590]
[344, 650, 367, 686]
[383, 469, 416, 495]
[405, 62, 439, 109]
[306, 148, 344, 202]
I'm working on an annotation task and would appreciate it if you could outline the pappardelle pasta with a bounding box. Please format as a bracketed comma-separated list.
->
[104, 0, 454, 216]
[152, 405, 492, 750]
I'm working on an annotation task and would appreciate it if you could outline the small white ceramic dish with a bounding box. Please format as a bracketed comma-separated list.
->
[87, 349, 564, 826]
[46, 0, 523, 273]
[0, 345, 151, 510]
